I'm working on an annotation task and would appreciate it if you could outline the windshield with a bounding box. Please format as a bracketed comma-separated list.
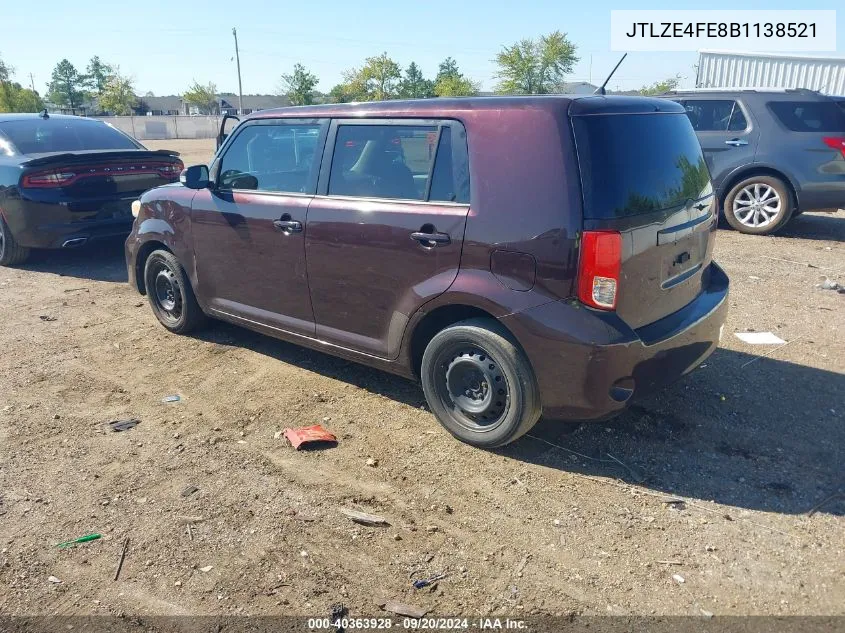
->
[573, 112, 712, 219]
[0, 118, 140, 155]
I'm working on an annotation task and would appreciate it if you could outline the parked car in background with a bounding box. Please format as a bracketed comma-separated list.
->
[126, 96, 728, 448]
[662, 89, 845, 235]
[0, 112, 183, 266]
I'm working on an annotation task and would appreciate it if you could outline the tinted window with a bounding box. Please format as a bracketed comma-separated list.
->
[0, 118, 139, 154]
[429, 127, 470, 203]
[768, 101, 845, 132]
[329, 124, 437, 201]
[573, 113, 711, 219]
[219, 123, 322, 192]
[683, 100, 746, 131]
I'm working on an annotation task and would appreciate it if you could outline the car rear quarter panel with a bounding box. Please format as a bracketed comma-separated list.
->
[414, 104, 581, 315]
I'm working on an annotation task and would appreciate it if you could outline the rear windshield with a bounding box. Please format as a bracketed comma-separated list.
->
[573, 113, 711, 219]
[0, 118, 139, 155]
[767, 100, 845, 132]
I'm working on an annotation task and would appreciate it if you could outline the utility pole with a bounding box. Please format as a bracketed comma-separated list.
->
[29, 73, 36, 92]
[232, 27, 243, 115]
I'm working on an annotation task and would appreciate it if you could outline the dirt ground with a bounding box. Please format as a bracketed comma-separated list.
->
[1, 138, 843, 620]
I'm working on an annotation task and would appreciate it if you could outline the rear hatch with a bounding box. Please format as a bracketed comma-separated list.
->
[570, 98, 716, 329]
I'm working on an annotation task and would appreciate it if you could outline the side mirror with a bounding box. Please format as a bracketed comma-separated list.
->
[180, 164, 210, 189]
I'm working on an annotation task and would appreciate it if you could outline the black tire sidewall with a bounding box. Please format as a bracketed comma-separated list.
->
[421, 320, 540, 448]
[143, 250, 196, 333]
[724, 176, 793, 235]
[0, 215, 30, 266]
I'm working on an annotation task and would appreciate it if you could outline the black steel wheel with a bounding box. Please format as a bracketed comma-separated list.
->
[143, 249, 206, 334]
[421, 318, 541, 447]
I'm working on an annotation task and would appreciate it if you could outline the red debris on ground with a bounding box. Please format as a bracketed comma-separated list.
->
[282, 425, 338, 450]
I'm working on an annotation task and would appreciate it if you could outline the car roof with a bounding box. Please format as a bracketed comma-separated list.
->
[0, 113, 97, 123]
[246, 94, 684, 120]
[663, 88, 834, 101]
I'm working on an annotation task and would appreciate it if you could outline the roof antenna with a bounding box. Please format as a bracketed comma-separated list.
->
[39, 109, 49, 119]
[594, 53, 627, 95]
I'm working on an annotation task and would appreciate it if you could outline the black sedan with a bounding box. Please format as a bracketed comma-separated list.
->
[0, 112, 183, 266]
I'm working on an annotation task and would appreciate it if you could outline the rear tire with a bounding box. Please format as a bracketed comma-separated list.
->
[0, 215, 31, 266]
[420, 318, 541, 448]
[143, 249, 206, 334]
[723, 175, 793, 235]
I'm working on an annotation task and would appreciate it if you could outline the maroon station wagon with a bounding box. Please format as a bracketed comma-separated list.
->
[125, 96, 729, 447]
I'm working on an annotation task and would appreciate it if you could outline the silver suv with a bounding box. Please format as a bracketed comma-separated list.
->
[663, 89, 845, 235]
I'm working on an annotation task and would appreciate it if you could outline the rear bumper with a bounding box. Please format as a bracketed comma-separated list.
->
[797, 182, 845, 212]
[2, 198, 135, 249]
[502, 262, 729, 420]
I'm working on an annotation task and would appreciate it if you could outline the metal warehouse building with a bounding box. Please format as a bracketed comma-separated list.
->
[696, 50, 845, 95]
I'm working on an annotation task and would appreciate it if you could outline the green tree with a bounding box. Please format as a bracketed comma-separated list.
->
[359, 53, 402, 101]
[327, 83, 356, 104]
[86, 56, 114, 94]
[182, 81, 218, 114]
[98, 69, 137, 115]
[335, 53, 402, 102]
[46, 59, 89, 113]
[638, 74, 681, 96]
[279, 63, 318, 106]
[430, 58, 479, 97]
[494, 31, 579, 94]
[0, 54, 43, 112]
[434, 74, 480, 97]
[435, 57, 461, 84]
[398, 62, 434, 99]
[0, 55, 11, 84]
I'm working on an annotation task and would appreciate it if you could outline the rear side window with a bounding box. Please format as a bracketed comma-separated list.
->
[682, 100, 747, 131]
[0, 118, 139, 154]
[328, 123, 468, 202]
[767, 101, 845, 132]
[573, 113, 711, 218]
[218, 122, 323, 192]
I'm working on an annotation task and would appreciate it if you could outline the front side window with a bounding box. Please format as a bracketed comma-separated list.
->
[683, 100, 746, 132]
[218, 122, 323, 193]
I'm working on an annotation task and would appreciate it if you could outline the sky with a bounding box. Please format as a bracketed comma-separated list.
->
[2, 0, 843, 97]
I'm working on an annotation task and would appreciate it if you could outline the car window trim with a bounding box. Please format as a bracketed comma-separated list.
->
[316, 117, 470, 204]
[212, 117, 329, 195]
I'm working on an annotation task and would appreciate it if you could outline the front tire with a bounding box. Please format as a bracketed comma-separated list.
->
[0, 215, 31, 266]
[723, 175, 793, 235]
[420, 318, 541, 448]
[143, 249, 206, 334]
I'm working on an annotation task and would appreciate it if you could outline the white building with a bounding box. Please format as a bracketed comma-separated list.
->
[696, 50, 845, 95]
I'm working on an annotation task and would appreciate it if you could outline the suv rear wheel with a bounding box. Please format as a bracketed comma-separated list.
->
[0, 215, 31, 266]
[420, 318, 541, 448]
[143, 249, 206, 334]
[724, 175, 793, 235]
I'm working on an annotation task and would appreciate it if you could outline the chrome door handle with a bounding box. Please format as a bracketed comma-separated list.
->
[273, 219, 302, 233]
[725, 138, 748, 147]
[410, 231, 451, 247]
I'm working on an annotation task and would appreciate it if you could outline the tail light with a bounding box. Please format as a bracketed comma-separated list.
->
[577, 230, 622, 310]
[21, 170, 76, 188]
[822, 137, 845, 159]
[21, 161, 185, 188]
